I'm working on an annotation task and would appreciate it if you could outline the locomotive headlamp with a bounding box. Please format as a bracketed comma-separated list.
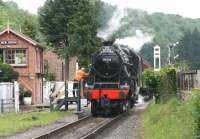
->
[119, 91, 126, 99]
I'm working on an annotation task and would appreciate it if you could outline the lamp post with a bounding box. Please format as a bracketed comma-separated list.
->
[168, 42, 179, 65]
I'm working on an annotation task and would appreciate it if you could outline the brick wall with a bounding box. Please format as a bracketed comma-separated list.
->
[0, 30, 43, 104]
[44, 51, 77, 81]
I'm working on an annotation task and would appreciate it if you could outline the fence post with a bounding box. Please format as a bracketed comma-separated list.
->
[1, 99, 3, 113]
[14, 81, 19, 113]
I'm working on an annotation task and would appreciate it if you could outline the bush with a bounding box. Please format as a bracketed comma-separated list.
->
[142, 65, 177, 103]
[23, 90, 32, 97]
[191, 89, 200, 138]
[0, 63, 19, 82]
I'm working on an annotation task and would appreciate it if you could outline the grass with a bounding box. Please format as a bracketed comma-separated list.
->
[144, 97, 196, 139]
[0, 111, 72, 137]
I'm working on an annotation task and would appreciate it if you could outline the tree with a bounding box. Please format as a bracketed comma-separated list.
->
[176, 28, 200, 69]
[22, 19, 38, 41]
[0, 63, 19, 82]
[39, 0, 100, 68]
[139, 42, 154, 65]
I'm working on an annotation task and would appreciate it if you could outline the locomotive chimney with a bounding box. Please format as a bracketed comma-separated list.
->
[103, 38, 115, 46]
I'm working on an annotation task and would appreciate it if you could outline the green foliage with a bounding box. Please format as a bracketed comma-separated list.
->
[45, 72, 56, 81]
[176, 28, 200, 69]
[95, 0, 116, 30]
[158, 66, 177, 102]
[0, 63, 19, 82]
[190, 89, 200, 138]
[142, 68, 161, 89]
[144, 98, 196, 139]
[0, 1, 39, 40]
[39, 0, 101, 66]
[43, 60, 56, 81]
[19, 87, 32, 105]
[142, 66, 177, 103]
[21, 19, 38, 41]
[22, 90, 32, 97]
[144, 89, 200, 139]
[139, 42, 154, 66]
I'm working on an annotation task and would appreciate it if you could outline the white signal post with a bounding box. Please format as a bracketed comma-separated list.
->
[154, 45, 161, 71]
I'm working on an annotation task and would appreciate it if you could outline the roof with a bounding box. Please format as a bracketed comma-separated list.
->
[0, 28, 43, 48]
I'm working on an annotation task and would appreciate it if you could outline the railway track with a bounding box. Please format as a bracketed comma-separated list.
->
[33, 113, 127, 139]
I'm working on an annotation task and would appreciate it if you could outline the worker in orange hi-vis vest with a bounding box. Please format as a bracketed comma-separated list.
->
[73, 68, 89, 97]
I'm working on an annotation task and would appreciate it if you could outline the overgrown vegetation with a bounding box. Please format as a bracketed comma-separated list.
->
[192, 88, 200, 138]
[0, 111, 72, 137]
[144, 97, 196, 139]
[142, 66, 177, 103]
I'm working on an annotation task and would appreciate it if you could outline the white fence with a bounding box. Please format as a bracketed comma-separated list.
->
[0, 82, 13, 99]
[0, 82, 19, 113]
[43, 81, 87, 106]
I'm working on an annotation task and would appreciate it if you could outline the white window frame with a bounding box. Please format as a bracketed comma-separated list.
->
[3, 49, 27, 66]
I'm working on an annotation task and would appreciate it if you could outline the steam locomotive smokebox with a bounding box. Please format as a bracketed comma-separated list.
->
[91, 41, 140, 82]
[93, 45, 121, 79]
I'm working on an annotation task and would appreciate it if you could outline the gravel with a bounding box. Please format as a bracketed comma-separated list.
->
[60, 117, 108, 139]
[95, 96, 151, 139]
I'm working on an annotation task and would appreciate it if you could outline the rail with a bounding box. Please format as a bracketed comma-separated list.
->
[81, 113, 127, 139]
[33, 113, 127, 139]
[33, 115, 92, 139]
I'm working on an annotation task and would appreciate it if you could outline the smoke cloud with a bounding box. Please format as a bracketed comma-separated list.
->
[97, 8, 127, 40]
[98, 2, 153, 52]
[115, 30, 153, 52]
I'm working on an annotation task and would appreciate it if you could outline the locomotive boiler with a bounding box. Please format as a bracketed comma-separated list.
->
[84, 41, 143, 116]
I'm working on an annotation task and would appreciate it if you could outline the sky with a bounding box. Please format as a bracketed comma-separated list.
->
[101, 0, 200, 19]
[3, 0, 200, 19]
[3, 0, 46, 14]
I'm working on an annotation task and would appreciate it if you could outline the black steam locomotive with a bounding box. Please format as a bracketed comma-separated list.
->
[84, 41, 143, 115]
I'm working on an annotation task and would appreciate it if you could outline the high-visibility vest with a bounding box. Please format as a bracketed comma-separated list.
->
[74, 70, 88, 81]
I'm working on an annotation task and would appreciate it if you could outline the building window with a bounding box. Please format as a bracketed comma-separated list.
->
[4, 49, 27, 66]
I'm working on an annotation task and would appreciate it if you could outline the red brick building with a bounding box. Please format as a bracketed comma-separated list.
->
[0, 28, 43, 104]
[44, 50, 77, 81]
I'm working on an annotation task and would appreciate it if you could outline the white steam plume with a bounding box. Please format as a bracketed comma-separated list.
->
[97, 3, 153, 51]
[115, 30, 153, 52]
[97, 8, 127, 40]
